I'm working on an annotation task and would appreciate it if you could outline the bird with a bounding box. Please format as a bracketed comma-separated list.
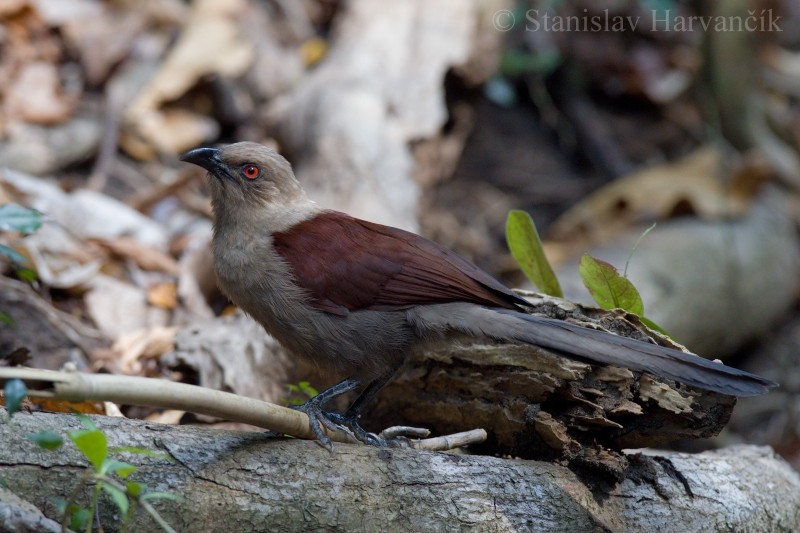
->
[181, 141, 777, 447]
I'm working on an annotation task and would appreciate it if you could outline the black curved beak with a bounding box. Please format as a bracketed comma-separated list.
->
[180, 147, 228, 178]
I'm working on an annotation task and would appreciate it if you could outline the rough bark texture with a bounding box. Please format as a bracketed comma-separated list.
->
[367, 293, 738, 479]
[1, 410, 797, 532]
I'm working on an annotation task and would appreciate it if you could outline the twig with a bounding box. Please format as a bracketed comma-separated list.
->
[0, 367, 486, 451]
[411, 429, 488, 451]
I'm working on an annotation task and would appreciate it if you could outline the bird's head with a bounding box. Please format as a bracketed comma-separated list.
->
[181, 142, 306, 213]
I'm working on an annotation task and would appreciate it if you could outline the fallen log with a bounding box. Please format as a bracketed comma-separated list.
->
[0, 410, 797, 532]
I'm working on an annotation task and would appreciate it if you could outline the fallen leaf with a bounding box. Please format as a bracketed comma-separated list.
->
[61, 7, 148, 85]
[123, 0, 254, 155]
[549, 147, 770, 248]
[147, 282, 178, 310]
[5, 61, 75, 124]
[93, 237, 179, 275]
[300, 37, 327, 67]
[145, 409, 185, 424]
[0, 0, 28, 18]
[31, 0, 102, 25]
[112, 326, 178, 374]
[29, 398, 106, 415]
[85, 275, 169, 339]
[2, 168, 168, 249]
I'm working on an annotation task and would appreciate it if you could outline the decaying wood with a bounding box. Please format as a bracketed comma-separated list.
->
[368, 292, 738, 479]
[1, 410, 798, 532]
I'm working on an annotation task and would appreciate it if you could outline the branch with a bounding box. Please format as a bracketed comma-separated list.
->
[0, 367, 485, 451]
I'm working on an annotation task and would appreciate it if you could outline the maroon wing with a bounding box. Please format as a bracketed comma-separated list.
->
[271, 211, 529, 316]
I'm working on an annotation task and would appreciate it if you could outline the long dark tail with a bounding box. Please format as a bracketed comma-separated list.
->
[411, 304, 777, 396]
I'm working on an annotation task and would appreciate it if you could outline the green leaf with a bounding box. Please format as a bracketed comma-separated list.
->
[506, 210, 563, 297]
[101, 482, 129, 515]
[579, 255, 644, 316]
[641, 316, 671, 337]
[16, 268, 37, 283]
[101, 459, 137, 479]
[26, 431, 64, 450]
[141, 491, 181, 502]
[69, 507, 91, 531]
[298, 381, 318, 398]
[0, 311, 13, 326]
[4, 379, 27, 417]
[126, 481, 144, 497]
[0, 204, 42, 234]
[0, 244, 28, 266]
[75, 413, 98, 431]
[68, 429, 107, 471]
[500, 49, 562, 76]
[110, 446, 173, 462]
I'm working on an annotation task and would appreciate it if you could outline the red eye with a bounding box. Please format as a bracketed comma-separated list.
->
[243, 165, 260, 180]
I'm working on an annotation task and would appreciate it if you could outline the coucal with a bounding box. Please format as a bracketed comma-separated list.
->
[181, 142, 776, 446]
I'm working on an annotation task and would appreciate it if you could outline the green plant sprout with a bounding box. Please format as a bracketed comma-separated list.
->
[506, 211, 669, 336]
[23, 413, 179, 533]
[286, 380, 319, 406]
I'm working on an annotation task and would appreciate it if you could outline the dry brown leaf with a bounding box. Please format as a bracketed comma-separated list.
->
[85, 275, 170, 339]
[93, 237, 180, 275]
[147, 281, 178, 310]
[123, 0, 254, 155]
[23, 226, 103, 288]
[5, 61, 75, 124]
[112, 326, 178, 374]
[548, 147, 769, 247]
[60, 7, 148, 85]
[2, 168, 168, 249]
[27, 398, 106, 415]
[0, 0, 28, 17]
[31, 0, 101, 25]
[128, 109, 220, 157]
[0, 177, 105, 286]
[145, 409, 186, 424]
[300, 37, 327, 67]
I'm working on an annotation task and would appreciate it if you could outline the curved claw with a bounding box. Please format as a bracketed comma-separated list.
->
[291, 403, 342, 450]
[327, 412, 388, 447]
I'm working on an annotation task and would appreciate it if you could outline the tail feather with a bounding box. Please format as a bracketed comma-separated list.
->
[411, 304, 777, 397]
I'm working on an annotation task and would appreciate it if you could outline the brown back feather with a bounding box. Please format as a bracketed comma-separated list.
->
[272, 211, 529, 316]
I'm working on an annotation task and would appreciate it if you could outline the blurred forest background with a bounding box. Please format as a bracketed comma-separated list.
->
[1, 0, 799, 469]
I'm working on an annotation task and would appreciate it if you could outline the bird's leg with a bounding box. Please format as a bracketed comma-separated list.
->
[291, 377, 361, 448]
[328, 363, 403, 446]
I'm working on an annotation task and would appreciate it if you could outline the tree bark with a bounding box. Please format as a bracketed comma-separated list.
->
[1, 410, 797, 532]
